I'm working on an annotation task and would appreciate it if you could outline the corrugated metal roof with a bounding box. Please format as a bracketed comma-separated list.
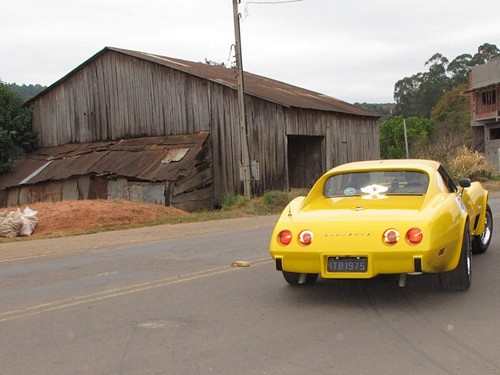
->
[0, 133, 209, 189]
[26, 47, 378, 118]
[111, 47, 377, 117]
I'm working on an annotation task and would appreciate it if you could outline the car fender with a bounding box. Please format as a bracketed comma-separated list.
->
[269, 196, 306, 254]
[461, 182, 489, 236]
[433, 193, 469, 272]
[445, 217, 469, 272]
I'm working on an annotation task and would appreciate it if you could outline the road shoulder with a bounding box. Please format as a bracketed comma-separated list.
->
[0, 215, 278, 262]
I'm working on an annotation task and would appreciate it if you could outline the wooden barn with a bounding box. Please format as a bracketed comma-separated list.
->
[0, 47, 380, 210]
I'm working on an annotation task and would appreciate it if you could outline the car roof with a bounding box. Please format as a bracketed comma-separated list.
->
[329, 159, 441, 174]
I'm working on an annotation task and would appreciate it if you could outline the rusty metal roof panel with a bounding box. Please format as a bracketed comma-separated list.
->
[0, 159, 48, 188]
[1, 133, 210, 188]
[90, 150, 159, 178]
[67, 151, 109, 174]
[108, 47, 377, 117]
[162, 148, 189, 163]
[156, 132, 210, 147]
[16, 149, 108, 184]
[26, 158, 73, 182]
[148, 147, 201, 181]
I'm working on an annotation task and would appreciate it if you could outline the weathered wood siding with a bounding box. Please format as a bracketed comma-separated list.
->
[284, 109, 379, 166]
[243, 102, 380, 194]
[31, 52, 212, 146]
[209, 89, 379, 197]
[207, 82, 242, 201]
[245, 98, 288, 194]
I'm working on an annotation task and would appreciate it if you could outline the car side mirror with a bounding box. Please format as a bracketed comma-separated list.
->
[459, 178, 471, 188]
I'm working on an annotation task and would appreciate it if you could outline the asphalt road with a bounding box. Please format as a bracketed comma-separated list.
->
[0, 201, 500, 375]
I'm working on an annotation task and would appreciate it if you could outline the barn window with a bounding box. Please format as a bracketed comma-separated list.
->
[490, 128, 500, 140]
[482, 89, 496, 105]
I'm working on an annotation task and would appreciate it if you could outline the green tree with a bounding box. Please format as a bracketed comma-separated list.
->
[8, 82, 46, 101]
[0, 126, 14, 172]
[447, 54, 473, 86]
[431, 84, 471, 144]
[470, 42, 500, 65]
[354, 102, 394, 122]
[380, 116, 435, 159]
[411, 84, 477, 164]
[393, 74, 421, 117]
[0, 81, 37, 173]
[394, 53, 452, 118]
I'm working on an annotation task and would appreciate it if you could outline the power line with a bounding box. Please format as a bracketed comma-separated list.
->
[242, 0, 304, 20]
[245, 0, 304, 3]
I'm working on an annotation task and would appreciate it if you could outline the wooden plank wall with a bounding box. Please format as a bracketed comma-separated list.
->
[207, 82, 240, 201]
[209, 90, 379, 198]
[241, 102, 379, 196]
[31, 51, 212, 146]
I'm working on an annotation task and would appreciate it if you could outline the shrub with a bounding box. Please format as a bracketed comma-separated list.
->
[447, 146, 496, 180]
[263, 190, 290, 207]
[415, 140, 496, 181]
[0, 82, 37, 174]
[380, 116, 435, 159]
[220, 194, 249, 209]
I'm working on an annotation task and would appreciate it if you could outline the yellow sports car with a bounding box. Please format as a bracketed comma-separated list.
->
[269, 159, 492, 291]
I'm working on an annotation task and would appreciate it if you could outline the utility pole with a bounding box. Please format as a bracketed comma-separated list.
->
[232, 0, 252, 197]
[403, 118, 410, 158]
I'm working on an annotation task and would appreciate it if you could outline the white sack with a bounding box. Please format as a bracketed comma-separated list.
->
[0, 209, 23, 238]
[19, 207, 38, 236]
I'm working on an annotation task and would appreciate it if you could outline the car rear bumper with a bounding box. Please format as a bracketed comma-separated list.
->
[272, 248, 453, 278]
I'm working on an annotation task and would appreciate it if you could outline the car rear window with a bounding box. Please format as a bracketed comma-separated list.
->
[323, 170, 429, 197]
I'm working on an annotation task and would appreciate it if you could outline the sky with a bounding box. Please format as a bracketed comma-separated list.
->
[1, 0, 499, 104]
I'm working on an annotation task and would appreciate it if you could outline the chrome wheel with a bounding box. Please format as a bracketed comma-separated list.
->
[480, 210, 492, 245]
[472, 205, 493, 254]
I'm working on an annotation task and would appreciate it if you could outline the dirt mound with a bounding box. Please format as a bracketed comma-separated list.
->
[1, 200, 187, 239]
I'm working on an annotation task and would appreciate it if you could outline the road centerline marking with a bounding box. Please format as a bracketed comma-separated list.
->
[0, 257, 273, 323]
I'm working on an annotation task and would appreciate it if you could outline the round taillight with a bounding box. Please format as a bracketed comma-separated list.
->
[299, 230, 313, 245]
[278, 230, 293, 245]
[383, 229, 400, 244]
[407, 227, 423, 244]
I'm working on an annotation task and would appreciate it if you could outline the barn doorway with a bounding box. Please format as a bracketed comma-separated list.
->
[287, 135, 324, 189]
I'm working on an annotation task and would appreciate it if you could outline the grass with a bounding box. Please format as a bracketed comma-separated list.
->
[161, 189, 307, 225]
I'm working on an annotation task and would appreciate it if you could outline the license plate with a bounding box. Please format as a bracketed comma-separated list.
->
[328, 256, 367, 272]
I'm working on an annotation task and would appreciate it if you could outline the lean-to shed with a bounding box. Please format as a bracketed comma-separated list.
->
[0, 133, 211, 211]
[1, 46, 380, 209]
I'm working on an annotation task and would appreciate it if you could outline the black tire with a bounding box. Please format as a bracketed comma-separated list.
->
[282, 271, 318, 286]
[439, 228, 472, 292]
[472, 205, 493, 254]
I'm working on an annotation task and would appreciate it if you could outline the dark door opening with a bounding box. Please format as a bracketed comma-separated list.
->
[287, 135, 324, 188]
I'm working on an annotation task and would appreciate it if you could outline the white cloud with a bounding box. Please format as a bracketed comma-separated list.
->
[1, 0, 499, 103]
